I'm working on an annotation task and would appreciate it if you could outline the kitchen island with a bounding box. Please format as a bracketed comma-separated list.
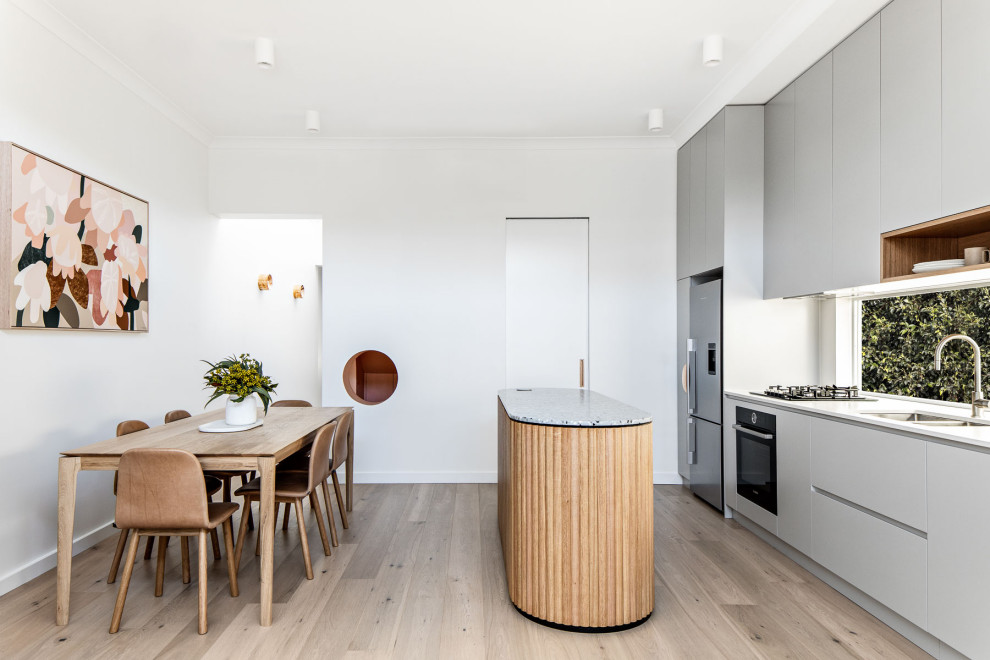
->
[497, 388, 654, 631]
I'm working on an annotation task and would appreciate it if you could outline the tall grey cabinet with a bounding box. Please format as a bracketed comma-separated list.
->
[880, 0, 941, 232]
[763, 84, 795, 299]
[689, 128, 708, 273]
[832, 15, 881, 289]
[942, 0, 990, 217]
[676, 143, 691, 279]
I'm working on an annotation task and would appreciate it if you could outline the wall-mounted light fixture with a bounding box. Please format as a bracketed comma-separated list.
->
[255, 37, 275, 69]
[293, 285, 305, 299]
[702, 35, 723, 67]
[258, 274, 273, 290]
[648, 108, 664, 132]
[305, 110, 320, 133]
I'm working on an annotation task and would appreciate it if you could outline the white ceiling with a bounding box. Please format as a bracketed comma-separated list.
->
[30, 0, 888, 142]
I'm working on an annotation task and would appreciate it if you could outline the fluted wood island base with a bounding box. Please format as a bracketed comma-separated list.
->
[497, 389, 654, 631]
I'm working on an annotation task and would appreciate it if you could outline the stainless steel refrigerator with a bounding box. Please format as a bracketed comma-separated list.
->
[687, 279, 722, 511]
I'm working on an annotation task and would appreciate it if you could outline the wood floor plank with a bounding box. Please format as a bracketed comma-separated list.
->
[0, 484, 931, 660]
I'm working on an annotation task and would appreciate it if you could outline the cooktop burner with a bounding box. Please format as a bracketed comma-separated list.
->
[755, 385, 876, 401]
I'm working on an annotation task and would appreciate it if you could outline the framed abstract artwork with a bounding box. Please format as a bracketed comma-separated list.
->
[0, 143, 149, 331]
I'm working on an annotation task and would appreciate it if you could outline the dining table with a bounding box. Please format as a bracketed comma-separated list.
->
[55, 405, 354, 627]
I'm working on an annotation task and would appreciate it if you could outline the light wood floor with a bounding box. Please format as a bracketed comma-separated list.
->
[0, 485, 930, 659]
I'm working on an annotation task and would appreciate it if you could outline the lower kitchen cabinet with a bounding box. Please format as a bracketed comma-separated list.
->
[927, 442, 990, 660]
[775, 410, 812, 556]
[811, 491, 927, 629]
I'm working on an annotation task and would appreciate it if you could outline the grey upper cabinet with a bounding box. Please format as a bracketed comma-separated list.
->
[793, 54, 833, 296]
[689, 129, 708, 274]
[705, 111, 725, 272]
[880, 0, 941, 232]
[676, 145, 691, 279]
[942, 0, 990, 217]
[764, 84, 796, 299]
[832, 16, 881, 289]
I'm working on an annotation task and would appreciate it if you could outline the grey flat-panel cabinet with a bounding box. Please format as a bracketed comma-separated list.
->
[880, 0, 941, 232]
[942, 0, 990, 217]
[928, 442, 990, 660]
[793, 54, 833, 296]
[689, 130, 708, 274]
[676, 278, 689, 480]
[676, 145, 691, 279]
[833, 16, 881, 289]
[764, 84, 795, 299]
[705, 111, 725, 272]
[776, 410, 812, 556]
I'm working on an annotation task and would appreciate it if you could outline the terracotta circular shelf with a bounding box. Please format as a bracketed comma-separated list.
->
[342, 350, 398, 405]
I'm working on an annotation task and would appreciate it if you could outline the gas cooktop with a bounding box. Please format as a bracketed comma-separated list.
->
[751, 385, 876, 401]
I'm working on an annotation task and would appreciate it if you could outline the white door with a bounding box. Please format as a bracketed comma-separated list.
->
[505, 218, 589, 389]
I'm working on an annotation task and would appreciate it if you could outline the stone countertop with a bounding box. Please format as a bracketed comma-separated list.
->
[725, 389, 990, 451]
[498, 388, 652, 427]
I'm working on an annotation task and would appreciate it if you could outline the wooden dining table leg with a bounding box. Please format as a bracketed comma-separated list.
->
[346, 422, 354, 512]
[257, 456, 276, 626]
[56, 456, 81, 625]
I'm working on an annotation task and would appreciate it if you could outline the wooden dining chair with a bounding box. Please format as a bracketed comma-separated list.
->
[108, 419, 223, 584]
[269, 399, 314, 528]
[166, 408, 256, 533]
[233, 420, 337, 580]
[109, 448, 239, 634]
[325, 410, 353, 539]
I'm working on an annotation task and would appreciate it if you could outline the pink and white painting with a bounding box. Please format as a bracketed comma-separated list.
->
[2, 144, 149, 330]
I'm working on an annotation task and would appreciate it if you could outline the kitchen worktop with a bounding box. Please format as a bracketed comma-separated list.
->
[497, 388, 651, 427]
[726, 389, 990, 451]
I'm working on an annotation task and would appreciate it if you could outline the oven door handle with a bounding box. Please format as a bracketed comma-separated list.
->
[731, 424, 774, 441]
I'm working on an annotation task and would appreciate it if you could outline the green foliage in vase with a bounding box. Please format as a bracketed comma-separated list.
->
[202, 353, 278, 413]
[861, 287, 990, 402]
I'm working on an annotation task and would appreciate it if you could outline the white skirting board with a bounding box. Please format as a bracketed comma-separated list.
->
[0, 522, 117, 597]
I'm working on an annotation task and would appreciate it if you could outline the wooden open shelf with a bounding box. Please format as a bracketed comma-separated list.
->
[882, 204, 990, 281]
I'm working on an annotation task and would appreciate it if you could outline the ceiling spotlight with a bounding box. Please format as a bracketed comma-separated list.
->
[703, 35, 723, 67]
[305, 110, 321, 133]
[255, 37, 275, 69]
[648, 108, 664, 132]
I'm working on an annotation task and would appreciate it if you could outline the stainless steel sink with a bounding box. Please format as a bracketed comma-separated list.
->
[862, 411, 990, 427]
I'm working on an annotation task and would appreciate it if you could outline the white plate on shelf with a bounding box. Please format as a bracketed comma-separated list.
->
[198, 419, 263, 433]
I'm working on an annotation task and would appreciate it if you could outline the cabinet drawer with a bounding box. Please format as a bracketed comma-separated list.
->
[812, 492, 926, 629]
[810, 419, 926, 531]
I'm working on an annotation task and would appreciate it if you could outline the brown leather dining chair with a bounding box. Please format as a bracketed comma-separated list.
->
[269, 399, 314, 528]
[166, 409, 255, 533]
[108, 419, 223, 585]
[109, 448, 239, 634]
[233, 420, 336, 580]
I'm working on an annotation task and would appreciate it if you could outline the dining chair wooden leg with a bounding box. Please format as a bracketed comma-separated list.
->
[197, 530, 208, 635]
[332, 472, 349, 529]
[143, 535, 155, 560]
[181, 536, 191, 584]
[109, 531, 141, 633]
[154, 535, 168, 597]
[309, 491, 318, 513]
[210, 528, 221, 560]
[281, 502, 291, 531]
[233, 499, 252, 573]
[242, 475, 255, 531]
[311, 489, 331, 556]
[293, 499, 314, 580]
[107, 528, 129, 584]
[222, 519, 238, 597]
[321, 481, 339, 547]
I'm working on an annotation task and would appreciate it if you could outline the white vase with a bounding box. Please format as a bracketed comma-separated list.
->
[225, 394, 258, 426]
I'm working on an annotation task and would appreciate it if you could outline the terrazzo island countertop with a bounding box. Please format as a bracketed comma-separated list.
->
[498, 388, 651, 427]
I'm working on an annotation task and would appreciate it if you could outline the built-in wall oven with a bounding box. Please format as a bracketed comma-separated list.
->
[733, 407, 777, 516]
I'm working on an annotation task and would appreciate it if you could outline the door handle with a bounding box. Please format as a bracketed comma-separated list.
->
[687, 418, 697, 465]
[681, 364, 688, 394]
[579, 359, 585, 388]
[687, 339, 697, 415]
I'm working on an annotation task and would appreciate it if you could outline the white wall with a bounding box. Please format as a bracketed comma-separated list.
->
[210, 142, 678, 484]
[0, 1, 323, 595]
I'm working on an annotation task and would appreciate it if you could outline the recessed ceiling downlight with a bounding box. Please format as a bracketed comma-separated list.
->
[255, 37, 275, 69]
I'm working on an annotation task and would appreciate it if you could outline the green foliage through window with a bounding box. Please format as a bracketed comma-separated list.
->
[861, 287, 990, 402]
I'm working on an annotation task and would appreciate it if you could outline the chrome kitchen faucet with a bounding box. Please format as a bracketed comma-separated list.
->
[934, 333, 990, 418]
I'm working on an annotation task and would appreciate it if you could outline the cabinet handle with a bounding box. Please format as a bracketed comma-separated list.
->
[579, 359, 585, 388]
[681, 364, 688, 394]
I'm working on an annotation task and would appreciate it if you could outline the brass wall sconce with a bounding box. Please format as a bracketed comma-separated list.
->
[293, 285, 305, 299]
[258, 274, 273, 290]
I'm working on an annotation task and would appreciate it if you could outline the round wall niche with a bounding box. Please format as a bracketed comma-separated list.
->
[343, 350, 398, 405]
